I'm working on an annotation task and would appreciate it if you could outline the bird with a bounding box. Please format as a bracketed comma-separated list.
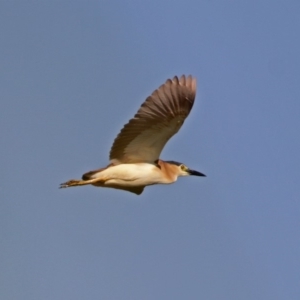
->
[60, 75, 206, 195]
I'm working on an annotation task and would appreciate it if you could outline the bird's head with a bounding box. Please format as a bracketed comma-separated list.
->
[165, 161, 206, 178]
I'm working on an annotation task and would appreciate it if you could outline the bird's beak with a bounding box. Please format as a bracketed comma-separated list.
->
[188, 169, 206, 177]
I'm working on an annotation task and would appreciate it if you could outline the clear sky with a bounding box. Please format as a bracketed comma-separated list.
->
[1, 1, 300, 299]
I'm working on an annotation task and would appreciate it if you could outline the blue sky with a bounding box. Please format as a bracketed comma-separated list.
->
[1, 1, 300, 299]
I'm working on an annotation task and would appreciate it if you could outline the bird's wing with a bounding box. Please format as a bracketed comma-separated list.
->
[109, 75, 197, 164]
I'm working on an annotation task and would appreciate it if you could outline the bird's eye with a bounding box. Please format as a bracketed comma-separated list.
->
[181, 164, 186, 171]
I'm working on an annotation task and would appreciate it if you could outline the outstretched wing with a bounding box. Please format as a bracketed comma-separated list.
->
[109, 75, 197, 164]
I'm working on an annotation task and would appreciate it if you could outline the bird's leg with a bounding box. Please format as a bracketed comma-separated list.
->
[59, 179, 85, 188]
[59, 177, 104, 189]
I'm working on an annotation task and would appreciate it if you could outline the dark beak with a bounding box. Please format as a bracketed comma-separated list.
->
[188, 169, 206, 177]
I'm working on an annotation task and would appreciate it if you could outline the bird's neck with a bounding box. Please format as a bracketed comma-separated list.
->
[156, 159, 178, 183]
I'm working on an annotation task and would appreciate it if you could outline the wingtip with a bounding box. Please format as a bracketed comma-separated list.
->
[172, 75, 197, 93]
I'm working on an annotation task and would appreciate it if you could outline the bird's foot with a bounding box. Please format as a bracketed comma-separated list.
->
[59, 179, 81, 189]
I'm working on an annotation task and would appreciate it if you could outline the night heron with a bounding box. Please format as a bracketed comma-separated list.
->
[60, 75, 206, 195]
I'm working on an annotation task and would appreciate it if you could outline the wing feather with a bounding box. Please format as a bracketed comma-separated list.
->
[109, 75, 197, 164]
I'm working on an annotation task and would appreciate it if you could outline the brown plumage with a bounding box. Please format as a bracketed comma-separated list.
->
[109, 75, 196, 164]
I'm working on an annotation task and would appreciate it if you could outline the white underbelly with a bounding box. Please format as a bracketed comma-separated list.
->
[91, 163, 163, 187]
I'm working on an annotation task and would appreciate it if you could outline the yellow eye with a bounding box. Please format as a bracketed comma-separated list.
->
[180, 164, 187, 171]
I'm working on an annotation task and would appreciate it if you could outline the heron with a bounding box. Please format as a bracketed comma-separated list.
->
[60, 75, 206, 195]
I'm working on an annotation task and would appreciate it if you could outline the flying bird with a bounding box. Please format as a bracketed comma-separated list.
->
[60, 75, 205, 195]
